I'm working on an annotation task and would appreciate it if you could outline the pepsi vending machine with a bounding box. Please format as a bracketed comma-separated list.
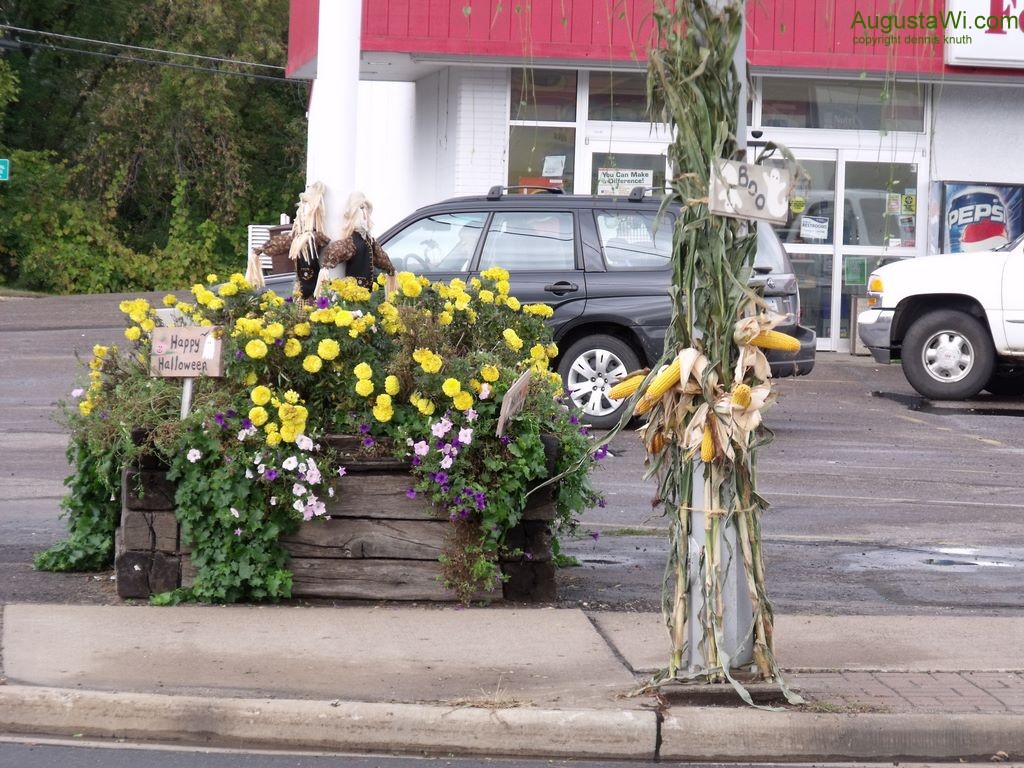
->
[944, 182, 1024, 253]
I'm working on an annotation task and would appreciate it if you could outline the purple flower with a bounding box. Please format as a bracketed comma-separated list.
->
[579, 426, 590, 436]
[362, 436, 375, 448]
[213, 413, 226, 427]
[589, 531, 600, 541]
[411, 456, 422, 467]
[597, 498, 606, 508]
[235, 350, 244, 359]
[359, 423, 371, 434]
[500, 435, 512, 446]
[316, 296, 330, 309]
[226, 409, 237, 418]
[406, 488, 417, 499]
[570, 414, 579, 425]
[593, 444, 609, 461]
[99, 411, 110, 421]
[241, 417, 253, 430]
[433, 471, 449, 485]
[264, 468, 279, 482]
[285, 296, 294, 303]
[274, 338, 284, 347]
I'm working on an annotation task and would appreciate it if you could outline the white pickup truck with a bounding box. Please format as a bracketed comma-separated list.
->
[857, 232, 1024, 399]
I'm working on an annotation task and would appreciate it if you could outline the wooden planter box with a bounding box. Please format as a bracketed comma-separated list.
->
[114, 437, 559, 603]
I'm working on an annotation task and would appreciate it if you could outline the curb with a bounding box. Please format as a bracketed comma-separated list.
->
[661, 709, 1024, 762]
[0, 685, 657, 760]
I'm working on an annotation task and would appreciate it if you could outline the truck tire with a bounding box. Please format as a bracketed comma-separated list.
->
[901, 310, 995, 400]
[557, 335, 641, 429]
[983, 370, 1024, 397]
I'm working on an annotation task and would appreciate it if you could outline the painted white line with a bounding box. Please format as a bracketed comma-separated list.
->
[766, 491, 1024, 510]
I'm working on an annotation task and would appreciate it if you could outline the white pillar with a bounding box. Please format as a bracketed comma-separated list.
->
[305, 0, 362, 240]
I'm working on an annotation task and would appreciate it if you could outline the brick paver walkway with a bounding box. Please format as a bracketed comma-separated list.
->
[793, 671, 1024, 713]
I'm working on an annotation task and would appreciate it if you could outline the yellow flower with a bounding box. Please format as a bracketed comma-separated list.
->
[506, 297, 521, 312]
[530, 343, 547, 363]
[373, 404, 394, 422]
[439, 311, 453, 326]
[292, 322, 311, 337]
[140, 318, 155, 332]
[284, 390, 300, 404]
[162, 294, 178, 307]
[416, 398, 436, 416]
[303, 355, 323, 373]
[480, 364, 500, 382]
[353, 362, 373, 380]
[385, 375, 400, 396]
[206, 273, 218, 284]
[265, 322, 285, 339]
[251, 385, 272, 405]
[218, 282, 238, 297]
[442, 378, 461, 397]
[245, 339, 268, 359]
[420, 353, 442, 374]
[496, 279, 511, 296]
[481, 266, 509, 283]
[124, 326, 142, 341]
[317, 338, 340, 360]
[502, 328, 523, 351]
[266, 431, 282, 447]
[545, 343, 558, 358]
[264, 421, 279, 434]
[244, 372, 257, 386]
[284, 338, 302, 357]
[78, 399, 93, 416]
[453, 391, 474, 411]
[524, 303, 554, 318]
[207, 297, 225, 311]
[478, 290, 494, 304]
[334, 310, 354, 327]
[399, 272, 422, 298]
[248, 406, 269, 427]
[470, 277, 482, 290]
[355, 379, 374, 397]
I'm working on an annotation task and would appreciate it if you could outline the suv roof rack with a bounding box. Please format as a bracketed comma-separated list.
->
[486, 185, 565, 200]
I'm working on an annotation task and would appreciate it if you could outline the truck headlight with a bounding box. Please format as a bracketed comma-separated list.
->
[867, 275, 883, 307]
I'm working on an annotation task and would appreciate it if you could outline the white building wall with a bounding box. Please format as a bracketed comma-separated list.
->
[931, 83, 1024, 184]
[355, 81, 417, 234]
[450, 68, 510, 195]
[411, 69, 455, 214]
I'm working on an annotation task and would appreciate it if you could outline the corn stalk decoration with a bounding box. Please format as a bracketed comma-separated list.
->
[608, 0, 803, 705]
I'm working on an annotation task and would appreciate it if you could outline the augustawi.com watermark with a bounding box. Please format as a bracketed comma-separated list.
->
[851, 6, 1022, 47]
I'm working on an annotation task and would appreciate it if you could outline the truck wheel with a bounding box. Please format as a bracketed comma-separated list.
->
[983, 370, 1024, 397]
[557, 335, 641, 429]
[901, 310, 994, 400]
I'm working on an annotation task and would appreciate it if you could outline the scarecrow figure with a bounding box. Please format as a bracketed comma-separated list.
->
[320, 191, 396, 288]
[253, 181, 330, 302]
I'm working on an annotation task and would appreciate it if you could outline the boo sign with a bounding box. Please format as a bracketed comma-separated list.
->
[708, 159, 791, 225]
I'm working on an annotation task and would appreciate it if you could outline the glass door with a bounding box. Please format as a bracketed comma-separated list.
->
[768, 150, 838, 350]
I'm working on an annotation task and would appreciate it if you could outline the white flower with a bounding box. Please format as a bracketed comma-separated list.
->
[257, 464, 266, 475]
[440, 455, 453, 470]
[244, 468, 254, 479]
[186, 448, 202, 463]
[269, 496, 278, 506]
[282, 456, 299, 471]
[292, 483, 307, 497]
[458, 427, 473, 445]
[296, 434, 314, 451]
[293, 499, 305, 513]
[230, 507, 241, 518]
[71, 388, 85, 398]
[252, 453, 263, 465]
[305, 459, 322, 485]
[327, 487, 335, 498]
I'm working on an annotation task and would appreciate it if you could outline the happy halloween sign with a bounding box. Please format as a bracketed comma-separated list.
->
[150, 327, 224, 377]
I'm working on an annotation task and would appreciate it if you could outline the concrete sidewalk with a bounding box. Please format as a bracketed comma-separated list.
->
[1, 605, 1023, 761]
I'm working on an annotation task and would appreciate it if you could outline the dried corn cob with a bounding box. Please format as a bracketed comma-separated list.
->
[645, 358, 682, 400]
[608, 369, 648, 400]
[749, 330, 800, 352]
[700, 424, 715, 463]
[731, 383, 752, 408]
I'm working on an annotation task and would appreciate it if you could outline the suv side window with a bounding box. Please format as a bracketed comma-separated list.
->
[595, 210, 671, 269]
[385, 212, 487, 274]
[478, 212, 575, 271]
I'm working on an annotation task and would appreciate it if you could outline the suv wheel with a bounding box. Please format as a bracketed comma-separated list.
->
[901, 310, 994, 400]
[558, 335, 640, 429]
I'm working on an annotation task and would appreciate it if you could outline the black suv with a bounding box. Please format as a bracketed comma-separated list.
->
[266, 187, 816, 428]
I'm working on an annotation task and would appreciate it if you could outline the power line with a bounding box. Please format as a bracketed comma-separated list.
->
[13, 39, 301, 85]
[0, 23, 286, 71]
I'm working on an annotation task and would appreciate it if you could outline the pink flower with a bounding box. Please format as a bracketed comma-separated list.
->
[292, 483, 306, 497]
[440, 455, 453, 470]
[479, 383, 491, 400]
[234, 528, 243, 537]
[465, 409, 478, 422]
[337, 466, 347, 477]
[186, 448, 202, 463]
[458, 427, 473, 445]
[70, 388, 85, 398]
[413, 440, 429, 456]
[431, 417, 453, 438]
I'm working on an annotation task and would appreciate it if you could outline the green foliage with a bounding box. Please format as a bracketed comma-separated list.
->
[34, 437, 120, 572]
[1, 0, 307, 292]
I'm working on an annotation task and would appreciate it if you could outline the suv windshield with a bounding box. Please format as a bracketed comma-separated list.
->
[754, 223, 788, 272]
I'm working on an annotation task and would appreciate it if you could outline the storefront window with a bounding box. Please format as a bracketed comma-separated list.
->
[772, 159, 837, 244]
[588, 72, 648, 121]
[762, 78, 925, 132]
[843, 162, 918, 247]
[507, 125, 575, 193]
[510, 69, 577, 122]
